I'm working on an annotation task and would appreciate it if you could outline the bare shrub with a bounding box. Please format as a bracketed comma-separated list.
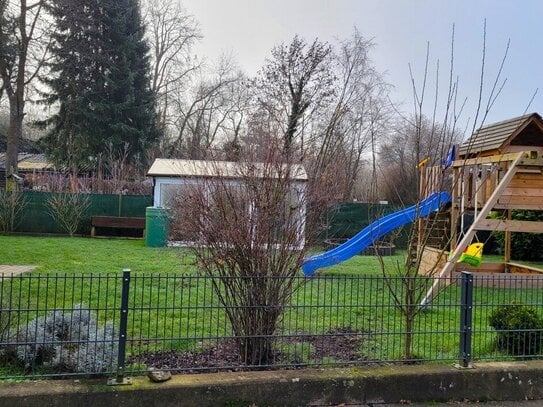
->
[0, 190, 26, 234]
[175, 142, 308, 365]
[46, 193, 91, 236]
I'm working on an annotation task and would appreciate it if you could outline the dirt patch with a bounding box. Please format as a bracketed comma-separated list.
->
[132, 341, 244, 373]
[287, 327, 372, 362]
[131, 327, 373, 373]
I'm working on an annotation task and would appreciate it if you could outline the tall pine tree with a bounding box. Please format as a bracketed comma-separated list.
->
[42, 0, 160, 171]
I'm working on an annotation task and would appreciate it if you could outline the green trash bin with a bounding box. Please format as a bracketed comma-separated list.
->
[145, 207, 169, 247]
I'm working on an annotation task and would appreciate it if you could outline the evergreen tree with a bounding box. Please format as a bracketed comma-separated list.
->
[42, 0, 160, 170]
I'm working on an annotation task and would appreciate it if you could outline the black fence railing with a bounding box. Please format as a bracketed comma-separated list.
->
[1, 270, 543, 380]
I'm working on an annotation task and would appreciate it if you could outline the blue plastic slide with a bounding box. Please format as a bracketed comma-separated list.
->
[302, 191, 452, 277]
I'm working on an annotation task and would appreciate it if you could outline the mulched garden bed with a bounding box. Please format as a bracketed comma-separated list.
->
[131, 327, 376, 374]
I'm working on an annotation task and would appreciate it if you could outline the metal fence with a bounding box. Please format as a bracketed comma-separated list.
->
[1, 271, 543, 380]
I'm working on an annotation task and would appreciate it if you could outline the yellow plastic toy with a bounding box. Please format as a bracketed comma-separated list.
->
[416, 157, 431, 169]
[458, 243, 484, 267]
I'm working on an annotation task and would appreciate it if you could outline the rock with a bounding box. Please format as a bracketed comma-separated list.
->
[147, 367, 172, 382]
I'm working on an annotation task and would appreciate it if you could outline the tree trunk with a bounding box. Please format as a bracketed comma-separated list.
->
[6, 94, 24, 177]
[404, 316, 414, 360]
[403, 277, 416, 360]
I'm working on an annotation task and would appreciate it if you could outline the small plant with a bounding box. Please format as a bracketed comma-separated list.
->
[46, 193, 91, 236]
[0, 190, 26, 234]
[489, 303, 543, 356]
[13, 304, 117, 373]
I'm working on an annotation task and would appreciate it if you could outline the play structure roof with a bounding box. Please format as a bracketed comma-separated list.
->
[147, 158, 308, 181]
[458, 112, 543, 157]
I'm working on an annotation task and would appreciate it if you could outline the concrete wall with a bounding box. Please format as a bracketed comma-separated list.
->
[3, 361, 543, 406]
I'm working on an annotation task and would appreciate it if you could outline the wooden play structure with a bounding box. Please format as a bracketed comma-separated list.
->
[417, 113, 543, 302]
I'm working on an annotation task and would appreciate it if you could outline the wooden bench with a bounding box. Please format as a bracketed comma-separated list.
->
[91, 216, 146, 237]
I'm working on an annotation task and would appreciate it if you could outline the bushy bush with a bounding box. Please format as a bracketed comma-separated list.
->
[489, 303, 543, 356]
[13, 304, 117, 373]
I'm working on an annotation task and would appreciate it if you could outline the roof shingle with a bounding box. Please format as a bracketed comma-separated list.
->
[458, 113, 543, 156]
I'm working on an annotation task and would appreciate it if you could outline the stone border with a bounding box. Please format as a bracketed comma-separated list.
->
[2, 361, 543, 406]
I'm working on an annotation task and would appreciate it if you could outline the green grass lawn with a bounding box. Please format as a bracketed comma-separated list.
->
[0, 235, 541, 375]
[0, 235, 196, 274]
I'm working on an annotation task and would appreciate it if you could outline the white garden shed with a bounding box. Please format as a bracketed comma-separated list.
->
[147, 158, 308, 246]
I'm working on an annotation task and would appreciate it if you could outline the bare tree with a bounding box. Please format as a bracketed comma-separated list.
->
[172, 139, 308, 365]
[220, 76, 253, 161]
[254, 35, 334, 153]
[377, 35, 466, 360]
[311, 30, 391, 192]
[379, 115, 461, 205]
[168, 56, 243, 158]
[377, 24, 510, 360]
[142, 0, 201, 134]
[0, 0, 51, 178]
[295, 30, 391, 240]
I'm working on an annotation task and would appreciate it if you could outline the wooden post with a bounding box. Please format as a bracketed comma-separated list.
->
[418, 167, 426, 255]
[450, 167, 459, 252]
[504, 209, 512, 263]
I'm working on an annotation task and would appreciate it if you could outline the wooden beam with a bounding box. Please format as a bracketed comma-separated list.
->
[502, 188, 543, 197]
[509, 177, 543, 189]
[454, 262, 505, 273]
[421, 152, 525, 305]
[452, 152, 522, 167]
[474, 219, 543, 233]
[498, 196, 543, 206]
[494, 204, 543, 210]
[511, 172, 543, 181]
[507, 262, 543, 275]
[517, 157, 543, 167]
[515, 168, 543, 174]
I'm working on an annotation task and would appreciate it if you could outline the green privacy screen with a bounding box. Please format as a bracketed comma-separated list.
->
[323, 202, 410, 248]
[14, 192, 409, 246]
[15, 192, 152, 235]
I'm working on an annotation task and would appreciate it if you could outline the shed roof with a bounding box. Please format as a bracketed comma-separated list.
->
[147, 159, 308, 181]
[0, 153, 55, 171]
[458, 113, 543, 156]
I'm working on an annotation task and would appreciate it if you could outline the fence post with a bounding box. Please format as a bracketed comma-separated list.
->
[108, 268, 132, 385]
[458, 271, 474, 368]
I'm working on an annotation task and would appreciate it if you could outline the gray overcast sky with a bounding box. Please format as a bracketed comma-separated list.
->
[182, 0, 542, 129]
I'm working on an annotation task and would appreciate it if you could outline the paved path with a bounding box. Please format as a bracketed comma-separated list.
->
[0, 264, 36, 276]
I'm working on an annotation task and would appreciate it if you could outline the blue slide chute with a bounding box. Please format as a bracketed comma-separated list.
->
[302, 191, 452, 277]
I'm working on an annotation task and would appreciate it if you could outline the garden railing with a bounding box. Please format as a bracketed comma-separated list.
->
[1, 270, 543, 380]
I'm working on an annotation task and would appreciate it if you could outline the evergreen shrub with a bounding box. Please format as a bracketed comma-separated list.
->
[489, 303, 543, 356]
